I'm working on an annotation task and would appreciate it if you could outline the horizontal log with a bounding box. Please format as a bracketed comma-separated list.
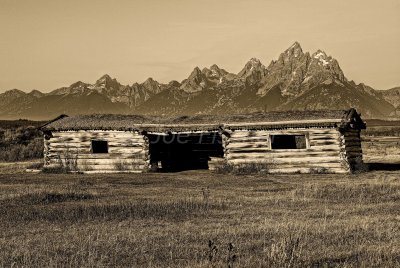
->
[309, 134, 339, 141]
[74, 159, 147, 165]
[46, 162, 147, 170]
[52, 133, 143, 140]
[48, 139, 145, 145]
[309, 145, 341, 150]
[225, 147, 340, 156]
[82, 170, 144, 174]
[225, 161, 346, 169]
[225, 154, 341, 161]
[228, 156, 341, 164]
[48, 157, 148, 163]
[225, 148, 271, 153]
[82, 165, 147, 170]
[49, 136, 143, 142]
[269, 163, 347, 169]
[48, 147, 145, 154]
[46, 154, 148, 161]
[228, 136, 270, 143]
[49, 132, 146, 141]
[226, 153, 341, 160]
[266, 150, 340, 157]
[230, 131, 270, 138]
[229, 129, 338, 138]
[210, 163, 349, 173]
[298, 130, 337, 134]
[268, 167, 349, 174]
[225, 146, 342, 154]
[309, 140, 339, 146]
[48, 143, 145, 149]
[45, 153, 147, 159]
[52, 130, 141, 134]
[226, 143, 269, 149]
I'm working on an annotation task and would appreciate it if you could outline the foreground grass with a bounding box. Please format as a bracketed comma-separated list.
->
[0, 171, 399, 267]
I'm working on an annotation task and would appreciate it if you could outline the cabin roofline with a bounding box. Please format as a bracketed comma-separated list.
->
[40, 108, 366, 133]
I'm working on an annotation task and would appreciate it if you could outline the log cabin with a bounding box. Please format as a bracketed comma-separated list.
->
[40, 108, 366, 174]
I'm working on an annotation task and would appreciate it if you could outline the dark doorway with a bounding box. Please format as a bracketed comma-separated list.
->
[147, 132, 224, 172]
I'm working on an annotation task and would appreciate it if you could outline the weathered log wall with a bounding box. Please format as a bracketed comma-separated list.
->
[224, 127, 355, 174]
[44, 130, 149, 173]
[341, 129, 363, 172]
[43, 127, 364, 174]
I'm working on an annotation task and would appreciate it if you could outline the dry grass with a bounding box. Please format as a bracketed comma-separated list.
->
[214, 161, 272, 175]
[0, 171, 399, 267]
[0, 129, 399, 267]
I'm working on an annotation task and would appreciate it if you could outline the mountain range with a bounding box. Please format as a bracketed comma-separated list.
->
[0, 42, 398, 120]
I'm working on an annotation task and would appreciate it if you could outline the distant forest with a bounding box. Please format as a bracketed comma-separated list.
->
[0, 120, 45, 161]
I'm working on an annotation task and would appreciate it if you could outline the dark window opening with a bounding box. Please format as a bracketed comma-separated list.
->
[91, 140, 108, 154]
[147, 132, 224, 172]
[271, 135, 307, 149]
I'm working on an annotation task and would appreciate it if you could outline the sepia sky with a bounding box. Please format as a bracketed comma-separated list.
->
[0, 0, 399, 92]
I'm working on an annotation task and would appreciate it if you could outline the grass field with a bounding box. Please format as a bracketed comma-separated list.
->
[0, 170, 399, 267]
[0, 129, 399, 267]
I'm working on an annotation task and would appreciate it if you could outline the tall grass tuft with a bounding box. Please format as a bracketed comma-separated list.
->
[266, 235, 304, 267]
[114, 160, 131, 171]
[215, 161, 271, 175]
[42, 146, 79, 173]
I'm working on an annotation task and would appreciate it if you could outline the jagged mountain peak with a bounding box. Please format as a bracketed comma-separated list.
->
[307, 49, 346, 82]
[210, 64, 220, 70]
[285, 41, 303, 54]
[180, 67, 208, 93]
[249, 57, 263, 65]
[98, 74, 112, 81]
[192, 66, 202, 74]
[201, 67, 210, 73]
[94, 74, 119, 87]
[237, 58, 268, 88]
[92, 74, 121, 92]
[238, 58, 266, 78]
[143, 77, 157, 84]
[188, 67, 204, 79]
[288, 41, 301, 49]
[142, 77, 161, 94]
[279, 42, 305, 62]
[202, 64, 230, 81]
